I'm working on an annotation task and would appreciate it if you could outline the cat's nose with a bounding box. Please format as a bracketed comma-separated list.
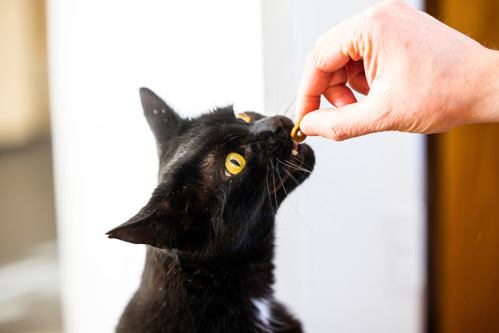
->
[274, 116, 294, 132]
[251, 116, 294, 136]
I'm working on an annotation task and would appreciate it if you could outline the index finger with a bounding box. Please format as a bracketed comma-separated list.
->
[295, 55, 333, 122]
[295, 15, 368, 122]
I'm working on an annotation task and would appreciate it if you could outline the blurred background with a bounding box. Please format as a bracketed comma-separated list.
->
[0, 0, 497, 333]
[0, 0, 61, 332]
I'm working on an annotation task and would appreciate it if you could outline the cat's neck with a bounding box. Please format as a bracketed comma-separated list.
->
[142, 231, 276, 300]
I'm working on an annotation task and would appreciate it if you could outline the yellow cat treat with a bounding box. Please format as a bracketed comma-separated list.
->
[290, 121, 307, 143]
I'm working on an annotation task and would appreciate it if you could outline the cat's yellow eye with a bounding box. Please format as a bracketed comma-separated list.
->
[225, 153, 246, 175]
[235, 113, 251, 123]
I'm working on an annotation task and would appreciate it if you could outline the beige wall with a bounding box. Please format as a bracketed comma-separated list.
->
[0, 0, 50, 147]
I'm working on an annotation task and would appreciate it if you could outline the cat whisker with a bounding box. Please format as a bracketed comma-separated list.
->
[284, 156, 338, 188]
[299, 181, 335, 220]
[289, 156, 314, 172]
[276, 160, 331, 241]
[282, 161, 340, 225]
[266, 164, 276, 212]
[308, 168, 341, 187]
[274, 165, 324, 246]
[270, 161, 279, 209]
[276, 166, 289, 197]
[277, 159, 312, 175]
[282, 98, 296, 117]
[223, 133, 244, 143]
[282, 168, 300, 186]
[280, 162, 305, 192]
[282, 162, 311, 175]
[272, 160, 292, 191]
[288, 156, 313, 170]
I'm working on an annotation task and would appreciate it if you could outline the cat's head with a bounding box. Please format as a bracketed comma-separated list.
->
[107, 88, 314, 256]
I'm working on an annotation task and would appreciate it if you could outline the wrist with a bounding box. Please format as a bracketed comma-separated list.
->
[471, 48, 499, 124]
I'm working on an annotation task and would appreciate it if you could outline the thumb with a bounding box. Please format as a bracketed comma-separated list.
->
[299, 98, 388, 141]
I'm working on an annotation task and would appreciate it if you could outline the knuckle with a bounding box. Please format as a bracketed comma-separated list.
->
[330, 67, 348, 85]
[366, 2, 389, 28]
[324, 118, 349, 141]
[305, 48, 326, 71]
[368, 0, 403, 30]
[329, 127, 349, 142]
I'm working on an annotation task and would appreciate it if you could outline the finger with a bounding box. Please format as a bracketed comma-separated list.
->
[295, 49, 351, 123]
[295, 15, 368, 122]
[323, 84, 358, 108]
[295, 59, 332, 122]
[323, 68, 358, 108]
[346, 60, 370, 95]
[299, 97, 389, 141]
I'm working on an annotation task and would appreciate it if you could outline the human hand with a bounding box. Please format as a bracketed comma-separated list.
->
[295, 0, 499, 141]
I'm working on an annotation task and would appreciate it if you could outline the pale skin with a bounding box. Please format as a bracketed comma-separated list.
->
[295, 0, 499, 141]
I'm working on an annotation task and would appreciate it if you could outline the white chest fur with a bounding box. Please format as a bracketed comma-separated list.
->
[252, 298, 272, 331]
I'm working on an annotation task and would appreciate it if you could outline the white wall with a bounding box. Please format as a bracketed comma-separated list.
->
[267, 1, 426, 332]
[47, 1, 265, 332]
[48, 0, 425, 332]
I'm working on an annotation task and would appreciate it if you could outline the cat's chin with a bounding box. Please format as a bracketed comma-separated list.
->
[288, 142, 314, 177]
[272, 140, 314, 199]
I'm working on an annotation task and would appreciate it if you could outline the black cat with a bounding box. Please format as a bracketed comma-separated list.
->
[107, 88, 315, 333]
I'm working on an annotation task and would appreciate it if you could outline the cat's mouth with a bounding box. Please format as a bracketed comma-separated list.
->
[291, 142, 299, 156]
[289, 141, 312, 167]
[270, 140, 314, 195]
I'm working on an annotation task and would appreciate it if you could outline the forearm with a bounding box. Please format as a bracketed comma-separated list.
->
[473, 49, 499, 124]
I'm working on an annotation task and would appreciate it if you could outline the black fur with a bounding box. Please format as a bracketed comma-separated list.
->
[107, 88, 315, 332]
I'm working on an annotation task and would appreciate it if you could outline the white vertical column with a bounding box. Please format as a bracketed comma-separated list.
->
[47, 1, 265, 332]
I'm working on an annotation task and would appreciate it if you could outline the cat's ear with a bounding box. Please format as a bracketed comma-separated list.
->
[106, 184, 192, 249]
[139, 87, 183, 149]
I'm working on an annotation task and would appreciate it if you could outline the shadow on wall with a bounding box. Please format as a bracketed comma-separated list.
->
[0, 0, 62, 332]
